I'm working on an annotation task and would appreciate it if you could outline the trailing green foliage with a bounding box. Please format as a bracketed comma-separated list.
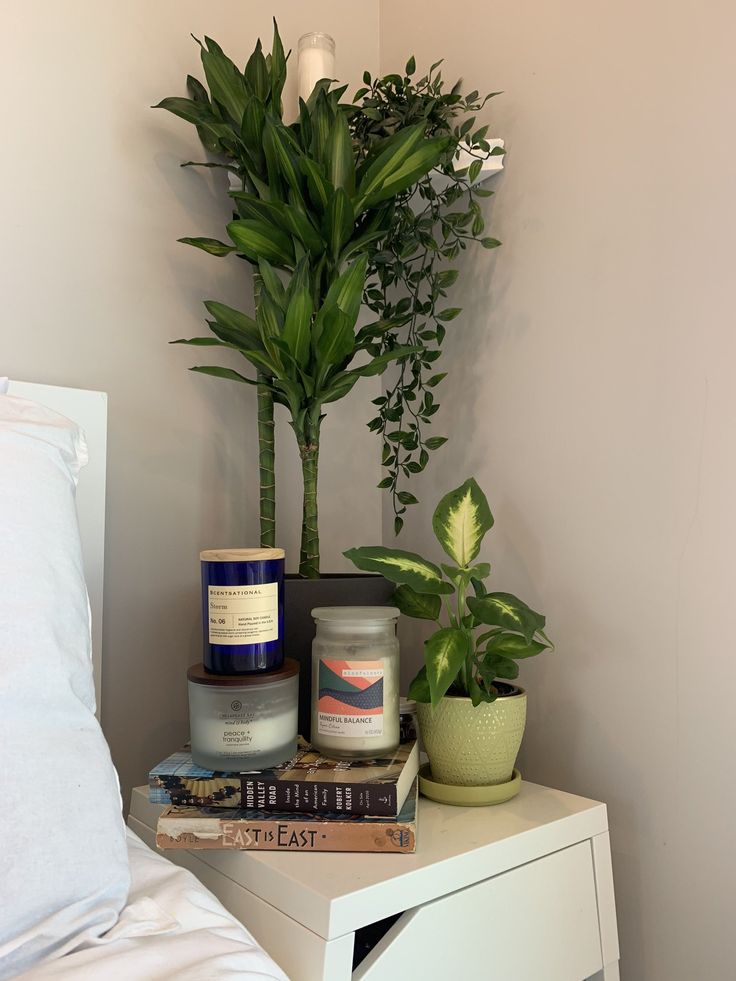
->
[346, 478, 552, 706]
[351, 62, 503, 533]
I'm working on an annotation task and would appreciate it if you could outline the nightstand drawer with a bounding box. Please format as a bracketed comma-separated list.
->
[354, 840, 603, 981]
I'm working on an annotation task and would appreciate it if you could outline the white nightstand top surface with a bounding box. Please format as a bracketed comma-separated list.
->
[130, 781, 607, 940]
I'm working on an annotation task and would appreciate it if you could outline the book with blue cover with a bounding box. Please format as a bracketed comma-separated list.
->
[149, 739, 419, 818]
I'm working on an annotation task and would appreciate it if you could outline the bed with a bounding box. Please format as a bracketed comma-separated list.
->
[0, 380, 287, 981]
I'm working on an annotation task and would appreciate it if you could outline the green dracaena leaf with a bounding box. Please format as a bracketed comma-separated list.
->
[466, 592, 546, 644]
[256, 259, 287, 311]
[206, 319, 261, 351]
[356, 123, 426, 193]
[240, 98, 265, 155]
[229, 193, 291, 233]
[178, 237, 236, 257]
[226, 219, 294, 267]
[318, 371, 359, 404]
[153, 97, 212, 125]
[263, 115, 305, 198]
[190, 365, 257, 385]
[364, 137, 450, 206]
[324, 187, 354, 260]
[325, 110, 355, 194]
[309, 89, 333, 166]
[424, 628, 468, 705]
[256, 290, 285, 342]
[301, 157, 332, 213]
[203, 300, 258, 339]
[322, 255, 367, 325]
[346, 345, 418, 378]
[314, 305, 354, 366]
[171, 336, 238, 348]
[269, 19, 287, 111]
[244, 40, 269, 100]
[200, 41, 247, 122]
[393, 584, 441, 621]
[282, 263, 313, 367]
[279, 201, 325, 255]
[343, 546, 454, 595]
[432, 477, 493, 567]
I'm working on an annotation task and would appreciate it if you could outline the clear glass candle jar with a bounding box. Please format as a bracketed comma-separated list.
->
[188, 660, 298, 771]
[297, 32, 336, 104]
[311, 607, 400, 760]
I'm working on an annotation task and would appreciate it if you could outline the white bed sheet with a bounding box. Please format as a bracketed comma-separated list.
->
[18, 829, 288, 981]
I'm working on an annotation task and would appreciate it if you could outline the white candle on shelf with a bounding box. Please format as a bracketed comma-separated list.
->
[297, 33, 336, 105]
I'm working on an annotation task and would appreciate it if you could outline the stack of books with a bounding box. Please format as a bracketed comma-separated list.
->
[150, 738, 419, 853]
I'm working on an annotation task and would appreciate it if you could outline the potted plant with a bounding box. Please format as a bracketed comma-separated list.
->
[345, 478, 552, 804]
[155, 26, 502, 734]
[155, 23, 502, 564]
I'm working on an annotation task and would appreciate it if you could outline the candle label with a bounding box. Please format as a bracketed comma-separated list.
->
[317, 659, 384, 737]
[207, 583, 279, 645]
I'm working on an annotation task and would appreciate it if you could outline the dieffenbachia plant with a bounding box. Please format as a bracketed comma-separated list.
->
[345, 478, 553, 706]
[155, 23, 448, 577]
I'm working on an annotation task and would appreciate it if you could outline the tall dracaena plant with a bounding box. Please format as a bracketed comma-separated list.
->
[156, 22, 448, 577]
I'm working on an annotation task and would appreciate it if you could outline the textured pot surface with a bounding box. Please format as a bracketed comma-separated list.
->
[284, 574, 394, 740]
[417, 689, 527, 787]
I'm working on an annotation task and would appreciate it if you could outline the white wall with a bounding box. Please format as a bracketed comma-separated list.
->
[3, 0, 380, 805]
[381, 3, 736, 979]
[6, 3, 733, 975]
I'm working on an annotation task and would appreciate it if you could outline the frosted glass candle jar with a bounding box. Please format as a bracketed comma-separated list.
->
[297, 33, 336, 104]
[200, 548, 284, 674]
[311, 607, 400, 760]
[188, 660, 299, 770]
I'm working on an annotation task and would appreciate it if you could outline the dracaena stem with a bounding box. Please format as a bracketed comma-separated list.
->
[297, 417, 321, 578]
[257, 372, 275, 547]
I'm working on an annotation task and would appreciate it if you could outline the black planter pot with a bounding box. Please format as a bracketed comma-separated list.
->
[284, 574, 394, 740]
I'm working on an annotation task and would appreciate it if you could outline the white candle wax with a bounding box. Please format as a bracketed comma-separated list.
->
[188, 666, 299, 771]
[192, 708, 297, 760]
[297, 33, 336, 105]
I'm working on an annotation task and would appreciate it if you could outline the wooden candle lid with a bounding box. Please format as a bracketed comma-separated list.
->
[200, 547, 285, 562]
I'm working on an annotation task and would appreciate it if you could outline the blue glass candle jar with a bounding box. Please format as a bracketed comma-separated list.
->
[200, 548, 285, 673]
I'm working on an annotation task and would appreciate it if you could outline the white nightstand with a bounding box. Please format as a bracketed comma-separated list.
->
[129, 781, 619, 981]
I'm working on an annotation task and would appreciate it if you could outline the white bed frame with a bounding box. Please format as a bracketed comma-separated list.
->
[7, 380, 107, 717]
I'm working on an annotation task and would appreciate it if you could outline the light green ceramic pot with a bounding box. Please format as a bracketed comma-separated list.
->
[417, 686, 527, 787]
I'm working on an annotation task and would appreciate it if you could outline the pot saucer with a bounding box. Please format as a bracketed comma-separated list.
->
[418, 763, 521, 806]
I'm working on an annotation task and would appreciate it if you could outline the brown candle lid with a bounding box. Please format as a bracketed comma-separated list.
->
[187, 659, 299, 687]
[200, 547, 285, 562]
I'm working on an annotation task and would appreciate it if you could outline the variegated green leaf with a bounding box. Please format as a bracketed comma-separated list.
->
[466, 592, 545, 644]
[343, 546, 453, 595]
[424, 628, 468, 705]
[432, 477, 493, 567]
[407, 665, 431, 703]
[393, 584, 441, 620]
[485, 634, 549, 660]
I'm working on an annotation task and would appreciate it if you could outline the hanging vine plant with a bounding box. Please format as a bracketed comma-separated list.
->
[350, 60, 504, 533]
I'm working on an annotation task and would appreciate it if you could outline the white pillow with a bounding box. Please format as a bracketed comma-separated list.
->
[0, 395, 130, 979]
